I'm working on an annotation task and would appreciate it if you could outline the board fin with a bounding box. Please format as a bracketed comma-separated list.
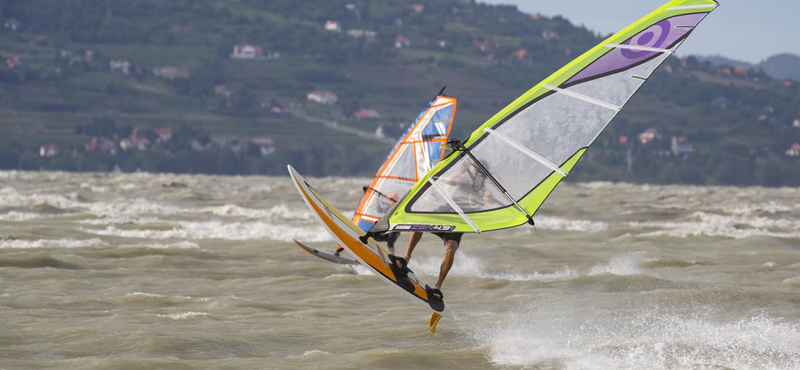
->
[429, 312, 443, 334]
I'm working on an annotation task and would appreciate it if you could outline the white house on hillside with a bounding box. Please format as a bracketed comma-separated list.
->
[325, 20, 341, 32]
[231, 45, 263, 59]
[307, 91, 338, 105]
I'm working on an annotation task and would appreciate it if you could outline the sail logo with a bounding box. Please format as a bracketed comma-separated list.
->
[394, 224, 456, 232]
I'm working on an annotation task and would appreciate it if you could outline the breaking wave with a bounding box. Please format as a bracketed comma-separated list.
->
[589, 254, 642, 276]
[470, 298, 800, 370]
[81, 221, 332, 243]
[156, 312, 210, 320]
[534, 216, 609, 232]
[0, 238, 107, 249]
[631, 211, 800, 239]
[0, 186, 312, 222]
[0, 211, 42, 221]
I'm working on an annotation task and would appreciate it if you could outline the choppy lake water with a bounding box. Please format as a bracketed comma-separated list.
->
[1, 170, 799, 369]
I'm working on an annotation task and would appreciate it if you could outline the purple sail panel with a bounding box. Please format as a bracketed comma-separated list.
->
[566, 13, 708, 85]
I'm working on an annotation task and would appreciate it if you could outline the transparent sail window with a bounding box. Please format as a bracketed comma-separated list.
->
[362, 177, 415, 219]
[411, 156, 509, 213]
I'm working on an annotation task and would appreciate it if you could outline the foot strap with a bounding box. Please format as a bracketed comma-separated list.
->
[388, 254, 415, 293]
[425, 285, 445, 312]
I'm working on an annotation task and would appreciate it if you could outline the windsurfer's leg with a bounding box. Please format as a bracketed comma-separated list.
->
[403, 232, 423, 263]
[434, 239, 458, 291]
[387, 232, 400, 254]
[334, 246, 344, 257]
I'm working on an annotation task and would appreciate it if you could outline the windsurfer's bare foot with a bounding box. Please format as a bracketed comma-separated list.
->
[334, 247, 343, 257]
[388, 246, 395, 254]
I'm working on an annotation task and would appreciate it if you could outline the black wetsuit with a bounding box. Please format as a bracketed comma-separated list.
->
[432, 232, 463, 245]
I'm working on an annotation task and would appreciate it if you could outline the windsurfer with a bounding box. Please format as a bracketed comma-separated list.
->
[401, 162, 491, 301]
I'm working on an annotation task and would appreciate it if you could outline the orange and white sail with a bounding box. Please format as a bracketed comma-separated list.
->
[353, 95, 457, 232]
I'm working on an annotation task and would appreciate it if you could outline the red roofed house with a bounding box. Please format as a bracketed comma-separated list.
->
[354, 109, 380, 119]
[528, 14, 542, 21]
[787, 143, 800, 157]
[733, 67, 748, 75]
[231, 45, 263, 59]
[155, 128, 173, 142]
[671, 136, 694, 155]
[541, 31, 559, 41]
[638, 128, 661, 144]
[409, 4, 425, 12]
[395, 35, 410, 48]
[618, 136, 629, 144]
[307, 91, 338, 105]
[718, 68, 731, 76]
[325, 20, 341, 32]
[785, 80, 794, 87]
[6, 56, 20, 69]
[39, 145, 59, 157]
[512, 48, 532, 60]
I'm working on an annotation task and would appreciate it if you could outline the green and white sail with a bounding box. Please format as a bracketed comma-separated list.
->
[370, 0, 718, 234]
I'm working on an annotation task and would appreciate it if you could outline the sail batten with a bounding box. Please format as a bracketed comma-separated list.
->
[427, 178, 481, 233]
[544, 85, 622, 111]
[605, 43, 675, 54]
[483, 127, 568, 177]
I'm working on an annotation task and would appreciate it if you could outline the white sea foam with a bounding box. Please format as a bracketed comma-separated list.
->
[157, 311, 209, 320]
[119, 241, 201, 250]
[0, 171, 34, 180]
[576, 181, 619, 189]
[78, 216, 163, 225]
[534, 216, 609, 232]
[646, 203, 688, 210]
[0, 238, 107, 249]
[0, 211, 43, 221]
[631, 211, 800, 239]
[82, 221, 332, 243]
[589, 254, 642, 276]
[471, 299, 800, 370]
[79, 182, 109, 193]
[201, 204, 312, 220]
[126, 292, 166, 298]
[719, 202, 794, 215]
[0, 186, 80, 209]
[1, 187, 312, 222]
[302, 349, 330, 356]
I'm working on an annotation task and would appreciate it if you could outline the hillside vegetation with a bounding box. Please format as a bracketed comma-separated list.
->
[1, 0, 799, 186]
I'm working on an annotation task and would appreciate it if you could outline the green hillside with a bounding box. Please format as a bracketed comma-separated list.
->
[1, 0, 799, 185]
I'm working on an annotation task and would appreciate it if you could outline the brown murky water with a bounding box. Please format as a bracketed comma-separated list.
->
[1, 170, 799, 369]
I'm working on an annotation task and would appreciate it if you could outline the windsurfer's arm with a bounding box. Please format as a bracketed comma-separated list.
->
[444, 163, 469, 185]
